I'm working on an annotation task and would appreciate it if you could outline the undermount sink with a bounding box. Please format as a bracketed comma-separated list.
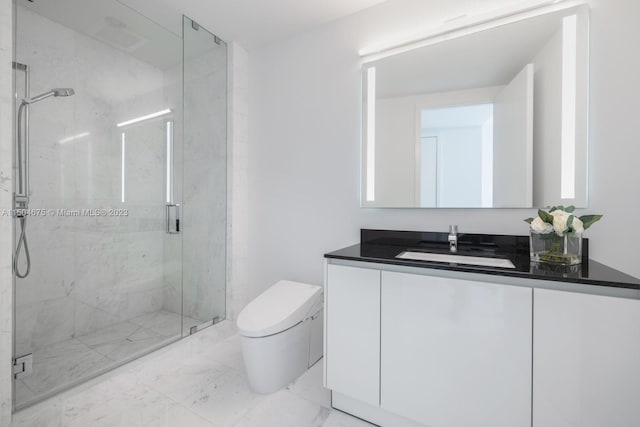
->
[396, 251, 516, 269]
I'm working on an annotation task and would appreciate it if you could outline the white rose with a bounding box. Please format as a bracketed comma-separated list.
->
[531, 216, 553, 234]
[551, 210, 571, 236]
[571, 217, 584, 234]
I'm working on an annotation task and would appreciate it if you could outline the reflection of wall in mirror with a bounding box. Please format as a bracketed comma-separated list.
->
[493, 64, 534, 208]
[533, 27, 562, 207]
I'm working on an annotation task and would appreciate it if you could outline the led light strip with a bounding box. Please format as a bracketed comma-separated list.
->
[359, 0, 585, 63]
[116, 108, 172, 128]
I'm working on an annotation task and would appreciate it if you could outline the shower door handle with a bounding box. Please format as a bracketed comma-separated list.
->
[166, 203, 181, 234]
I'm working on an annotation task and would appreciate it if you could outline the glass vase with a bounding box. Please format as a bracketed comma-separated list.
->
[530, 231, 582, 265]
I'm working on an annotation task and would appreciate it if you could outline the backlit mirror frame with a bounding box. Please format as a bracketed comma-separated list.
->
[361, 3, 589, 209]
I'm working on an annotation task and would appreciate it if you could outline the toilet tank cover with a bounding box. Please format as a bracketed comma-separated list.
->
[236, 280, 323, 338]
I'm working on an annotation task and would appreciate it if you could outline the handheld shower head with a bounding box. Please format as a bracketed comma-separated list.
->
[26, 88, 75, 104]
[53, 88, 75, 97]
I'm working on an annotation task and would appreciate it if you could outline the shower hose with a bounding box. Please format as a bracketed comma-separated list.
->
[14, 214, 31, 278]
[14, 101, 31, 278]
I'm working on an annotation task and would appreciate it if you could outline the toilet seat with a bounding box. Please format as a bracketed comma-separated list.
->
[237, 280, 322, 338]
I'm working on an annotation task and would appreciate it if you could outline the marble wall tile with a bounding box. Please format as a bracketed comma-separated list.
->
[228, 42, 250, 320]
[0, 0, 13, 422]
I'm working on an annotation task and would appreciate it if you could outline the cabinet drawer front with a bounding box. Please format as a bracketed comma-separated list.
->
[326, 265, 381, 406]
[381, 271, 532, 427]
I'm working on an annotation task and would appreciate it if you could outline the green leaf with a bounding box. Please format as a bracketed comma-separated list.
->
[579, 214, 603, 230]
[567, 215, 574, 231]
[524, 218, 534, 224]
[564, 205, 576, 213]
[539, 209, 554, 224]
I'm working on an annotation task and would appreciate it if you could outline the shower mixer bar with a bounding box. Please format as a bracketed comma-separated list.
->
[12, 61, 75, 278]
[13, 62, 29, 207]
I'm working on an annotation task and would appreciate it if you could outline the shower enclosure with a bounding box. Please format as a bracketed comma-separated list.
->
[11, 0, 227, 409]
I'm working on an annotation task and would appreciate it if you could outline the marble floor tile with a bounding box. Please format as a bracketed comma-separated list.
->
[321, 410, 376, 427]
[13, 381, 36, 407]
[100, 331, 171, 363]
[208, 335, 245, 372]
[12, 323, 376, 427]
[232, 389, 330, 427]
[10, 398, 63, 427]
[77, 321, 169, 362]
[61, 375, 211, 427]
[130, 309, 202, 338]
[180, 320, 237, 357]
[286, 360, 331, 409]
[138, 353, 231, 404]
[16, 310, 190, 407]
[76, 320, 142, 349]
[184, 369, 266, 426]
[129, 310, 180, 327]
[20, 339, 111, 396]
[130, 310, 183, 337]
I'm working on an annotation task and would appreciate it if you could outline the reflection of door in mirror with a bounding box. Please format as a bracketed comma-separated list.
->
[417, 105, 493, 208]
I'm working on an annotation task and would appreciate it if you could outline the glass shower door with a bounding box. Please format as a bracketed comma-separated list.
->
[181, 16, 228, 333]
[12, 0, 184, 408]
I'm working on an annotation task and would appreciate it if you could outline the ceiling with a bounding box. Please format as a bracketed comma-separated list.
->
[118, 0, 390, 50]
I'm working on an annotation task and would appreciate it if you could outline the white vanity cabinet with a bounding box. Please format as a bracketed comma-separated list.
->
[380, 271, 532, 427]
[325, 261, 640, 427]
[325, 264, 381, 406]
[533, 288, 640, 427]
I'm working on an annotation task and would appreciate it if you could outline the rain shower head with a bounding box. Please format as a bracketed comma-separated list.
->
[26, 88, 75, 104]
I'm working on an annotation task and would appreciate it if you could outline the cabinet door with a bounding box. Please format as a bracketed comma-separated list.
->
[326, 264, 380, 406]
[381, 271, 532, 427]
[533, 289, 640, 427]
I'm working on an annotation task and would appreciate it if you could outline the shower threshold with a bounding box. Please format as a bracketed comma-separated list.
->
[15, 310, 204, 410]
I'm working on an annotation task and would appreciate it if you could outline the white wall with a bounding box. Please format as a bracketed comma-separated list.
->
[228, 42, 250, 319]
[245, 0, 640, 312]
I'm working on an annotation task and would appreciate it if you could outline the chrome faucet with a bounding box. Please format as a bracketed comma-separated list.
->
[448, 225, 458, 253]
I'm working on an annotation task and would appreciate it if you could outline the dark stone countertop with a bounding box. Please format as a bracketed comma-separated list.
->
[324, 229, 640, 291]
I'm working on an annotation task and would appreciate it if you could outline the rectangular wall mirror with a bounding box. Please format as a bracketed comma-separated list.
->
[361, 4, 589, 208]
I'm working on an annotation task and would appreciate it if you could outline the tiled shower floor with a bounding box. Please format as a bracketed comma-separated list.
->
[15, 310, 203, 407]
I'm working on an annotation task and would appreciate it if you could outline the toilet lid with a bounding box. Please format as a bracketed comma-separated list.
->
[236, 280, 322, 338]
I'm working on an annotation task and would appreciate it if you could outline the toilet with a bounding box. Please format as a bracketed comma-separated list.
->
[236, 280, 324, 394]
